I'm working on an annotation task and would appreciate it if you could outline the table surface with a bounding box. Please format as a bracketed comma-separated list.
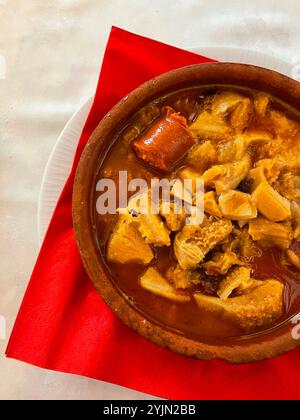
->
[1, 0, 300, 400]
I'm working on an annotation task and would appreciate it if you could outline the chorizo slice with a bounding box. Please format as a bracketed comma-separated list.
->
[132, 106, 195, 171]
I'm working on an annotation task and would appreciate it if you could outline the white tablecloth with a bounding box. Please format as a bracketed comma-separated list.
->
[1, 0, 299, 400]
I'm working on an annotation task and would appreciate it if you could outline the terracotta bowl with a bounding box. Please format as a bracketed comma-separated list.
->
[73, 63, 300, 363]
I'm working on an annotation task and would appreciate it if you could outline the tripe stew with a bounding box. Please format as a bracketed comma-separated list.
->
[93, 86, 300, 341]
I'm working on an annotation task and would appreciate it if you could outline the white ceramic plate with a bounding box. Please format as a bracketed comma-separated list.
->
[37, 47, 293, 243]
[37, 96, 94, 242]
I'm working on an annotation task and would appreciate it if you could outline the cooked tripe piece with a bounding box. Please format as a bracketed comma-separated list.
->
[211, 90, 246, 116]
[107, 215, 154, 264]
[218, 132, 271, 163]
[135, 214, 171, 246]
[270, 110, 299, 137]
[174, 218, 233, 269]
[254, 94, 270, 117]
[126, 195, 171, 246]
[203, 155, 251, 194]
[204, 191, 222, 217]
[219, 190, 257, 220]
[217, 267, 260, 300]
[178, 167, 203, 195]
[248, 217, 293, 250]
[274, 170, 300, 202]
[186, 140, 217, 172]
[188, 111, 233, 140]
[132, 106, 195, 171]
[203, 250, 243, 276]
[140, 267, 190, 302]
[160, 202, 186, 232]
[252, 180, 291, 222]
[194, 279, 284, 331]
[247, 158, 282, 192]
[256, 158, 282, 184]
[166, 264, 201, 289]
[229, 98, 253, 132]
[280, 155, 300, 171]
[210, 91, 253, 132]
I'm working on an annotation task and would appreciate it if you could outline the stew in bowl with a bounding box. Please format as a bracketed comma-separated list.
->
[73, 63, 300, 362]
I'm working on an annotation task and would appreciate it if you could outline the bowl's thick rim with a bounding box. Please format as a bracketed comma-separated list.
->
[72, 62, 300, 363]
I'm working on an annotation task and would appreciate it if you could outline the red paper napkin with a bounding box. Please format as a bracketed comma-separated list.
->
[6, 26, 300, 400]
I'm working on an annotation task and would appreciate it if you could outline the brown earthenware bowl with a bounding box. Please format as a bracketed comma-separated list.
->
[73, 63, 300, 363]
